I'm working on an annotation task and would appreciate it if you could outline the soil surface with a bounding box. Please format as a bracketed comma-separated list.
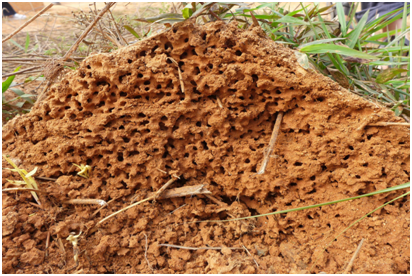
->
[2, 20, 410, 274]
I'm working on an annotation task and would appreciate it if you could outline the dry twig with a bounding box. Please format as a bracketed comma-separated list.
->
[2, 188, 46, 193]
[2, 4, 54, 43]
[2, 66, 41, 78]
[343, 238, 365, 274]
[159, 244, 242, 250]
[256, 112, 283, 175]
[167, 57, 185, 94]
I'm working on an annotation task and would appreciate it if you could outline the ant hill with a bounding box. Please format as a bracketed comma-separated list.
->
[2, 21, 410, 273]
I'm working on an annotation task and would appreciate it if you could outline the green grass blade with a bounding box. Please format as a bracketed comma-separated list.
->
[376, 68, 408, 84]
[9, 39, 25, 51]
[335, 2, 347, 36]
[298, 38, 346, 49]
[2, 67, 21, 93]
[123, 25, 140, 39]
[346, 10, 369, 49]
[25, 33, 30, 53]
[193, 182, 410, 223]
[300, 44, 378, 59]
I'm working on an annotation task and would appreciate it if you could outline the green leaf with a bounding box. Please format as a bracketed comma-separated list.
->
[346, 10, 369, 49]
[336, 2, 347, 36]
[367, 61, 409, 66]
[25, 33, 30, 53]
[182, 3, 193, 19]
[275, 16, 309, 26]
[299, 44, 378, 59]
[2, 67, 21, 93]
[376, 68, 408, 84]
[123, 25, 140, 39]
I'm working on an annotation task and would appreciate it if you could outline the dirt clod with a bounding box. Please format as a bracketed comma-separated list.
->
[2, 20, 410, 274]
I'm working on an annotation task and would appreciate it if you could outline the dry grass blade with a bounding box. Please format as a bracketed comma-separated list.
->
[2, 188, 46, 193]
[62, 199, 107, 206]
[242, 245, 259, 268]
[91, 196, 119, 218]
[3, 154, 41, 205]
[2, 4, 54, 43]
[256, 112, 283, 175]
[45, 231, 50, 258]
[367, 122, 410, 127]
[343, 238, 365, 274]
[34, 176, 57, 181]
[154, 175, 179, 200]
[159, 244, 243, 250]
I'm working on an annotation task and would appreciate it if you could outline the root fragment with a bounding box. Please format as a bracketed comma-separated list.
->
[144, 233, 154, 272]
[256, 112, 283, 175]
[243, 244, 259, 268]
[167, 57, 185, 94]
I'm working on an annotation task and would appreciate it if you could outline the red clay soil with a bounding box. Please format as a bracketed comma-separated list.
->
[2, 21, 410, 274]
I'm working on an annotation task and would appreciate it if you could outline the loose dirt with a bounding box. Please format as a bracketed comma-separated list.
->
[2, 20, 410, 274]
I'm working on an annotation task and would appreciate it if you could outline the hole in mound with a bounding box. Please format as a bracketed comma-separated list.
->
[122, 137, 130, 143]
[235, 50, 242, 56]
[140, 51, 146, 57]
[293, 162, 303, 166]
[128, 59, 132, 64]
[308, 188, 316, 194]
[120, 92, 127, 97]
[180, 52, 188, 59]
[348, 145, 354, 150]
[355, 175, 361, 179]
[343, 155, 350, 160]
[201, 141, 209, 150]
[165, 42, 173, 51]
[316, 97, 324, 102]
[310, 175, 316, 181]
[194, 67, 200, 75]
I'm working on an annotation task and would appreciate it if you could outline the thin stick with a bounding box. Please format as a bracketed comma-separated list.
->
[343, 239, 365, 274]
[34, 176, 57, 181]
[144, 233, 154, 272]
[154, 175, 179, 200]
[167, 58, 185, 94]
[62, 2, 115, 62]
[159, 244, 242, 250]
[256, 112, 283, 175]
[2, 4, 54, 43]
[91, 196, 119, 218]
[2, 66, 41, 78]
[2, 188, 47, 193]
[3, 57, 84, 62]
[168, 204, 187, 215]
[243, 245, 259, 268]
[367, 122, 410, 127]
[150, 184, 211, 199]
[62, 199, 107, 206]
[97, 176, 178, 226]
[45, 231, 50, 258]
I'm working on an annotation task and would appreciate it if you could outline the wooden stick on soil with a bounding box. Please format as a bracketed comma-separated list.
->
[2, 4, 54, 43]
[367, 122, 410, 127]
[159, 244, 243, 250]
[35, 176, 57, 181]
[62, 199, 107, 206]
[256, 112, 283, 175]
[96, 175, 179, 226]
[343, 238, 365, 274]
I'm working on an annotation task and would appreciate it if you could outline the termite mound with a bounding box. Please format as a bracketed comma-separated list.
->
[2, 20, 410, 274]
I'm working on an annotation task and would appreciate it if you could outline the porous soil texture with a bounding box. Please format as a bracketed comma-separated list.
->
[2, 21, 410, 274]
